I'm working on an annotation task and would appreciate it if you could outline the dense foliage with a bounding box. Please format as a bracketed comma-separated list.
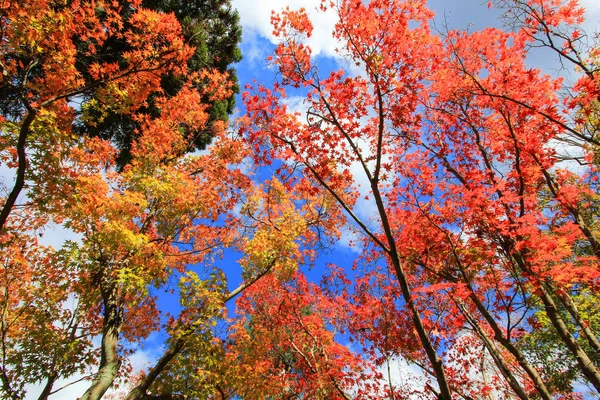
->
[76, 0, 242, 167]
[0, 0, 599, 399]
[240, 0, 600, 398]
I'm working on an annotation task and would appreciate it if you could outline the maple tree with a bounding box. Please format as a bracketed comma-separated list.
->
[0, 0, 311, 399]
[240, 0, 600, 398]
[73, 0, 243, 166]
[223, 272, 373, 399]
[3, 0, 600, 398]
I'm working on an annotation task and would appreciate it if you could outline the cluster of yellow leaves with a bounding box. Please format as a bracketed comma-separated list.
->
[240, 178, 308, 280]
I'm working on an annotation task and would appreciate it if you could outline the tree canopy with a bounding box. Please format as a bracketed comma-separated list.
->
[1, 0, 600, 399]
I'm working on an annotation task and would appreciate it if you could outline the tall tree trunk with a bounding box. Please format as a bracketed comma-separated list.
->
[535, 162, 600, 355]
[0, 109, 36, 233]
[536, 282, 600, 391]
[36, 372, 58, 400]
[124, 339, 185, 400]
[465, 288, 552, 399]
[442, 236, 553, 399]
[556, 290, 600, 355]
[81, 277, 122, 400]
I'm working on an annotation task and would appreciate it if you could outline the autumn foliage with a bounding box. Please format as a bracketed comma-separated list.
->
[0, 0, 254, 398]
[240, 0, 600, 398]
[1, 0, 600, 399]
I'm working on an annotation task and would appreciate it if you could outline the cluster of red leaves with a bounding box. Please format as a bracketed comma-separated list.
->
[239, 0, 600, 398]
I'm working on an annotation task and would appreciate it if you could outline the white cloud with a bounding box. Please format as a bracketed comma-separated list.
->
[581, 0, 600, 26]
[232, 0, 339, 58]
[281, 95, 309, 116]
[337, 225, 363, 254]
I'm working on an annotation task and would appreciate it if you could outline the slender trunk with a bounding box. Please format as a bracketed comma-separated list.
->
[445, 241, 553, 398]
[36, 372, 58, 400]
[80, 279, 122, 400]
[534, 162, 600, 355]
[389, 254, 452, 399]
[510, 251, 600, 392]
[419, 160, 552, 397]
[370, 171, 452, 399]
[556, 290, 600, 355]
[466, 290, 552, 399]
[1, 286, 20, 400]
[0, 109, 36, 233]
[386, 356, 395, 400]
[536, 282, 600, 392]
[0, 366, 20, 400]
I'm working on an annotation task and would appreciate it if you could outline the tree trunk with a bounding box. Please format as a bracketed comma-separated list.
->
[510, 251, 600, 392]
[466, 290, 552, 399]
[0, 109, 36, 233]
[36, 372, 58, 400]
[124, 339, 185, 400]
[458, 301, 531, 400]
[80, 278, 122, 400]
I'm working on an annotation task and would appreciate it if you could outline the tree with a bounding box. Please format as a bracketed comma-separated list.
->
[223, 272, 372, 400]
[241, 0, 600, 398]
[0, 0, 194, 233]
[4, 0, 600, 398]
[123, 176, 338, 399]
[0, 0, 242, 169]
[0, 1, 314, 399]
